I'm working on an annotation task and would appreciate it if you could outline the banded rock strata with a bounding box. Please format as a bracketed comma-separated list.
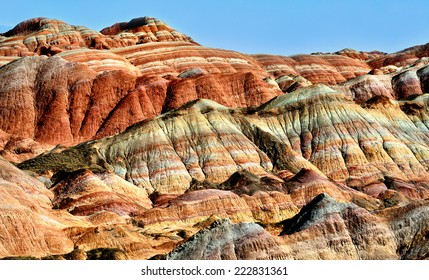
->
[0, 17, 195, 57]
[9, 85, 429, 259]
[164, 194, 429, 260]
[0, 16, 428, 260]
[18, 84, 429, 197]
[0, 54, 281, 152]
[334, 61, 429, 102]
[2, 16, 418, 161]
[0, 156, 76, 257]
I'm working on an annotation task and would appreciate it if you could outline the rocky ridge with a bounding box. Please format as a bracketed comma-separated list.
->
[0, 17, 196, 57]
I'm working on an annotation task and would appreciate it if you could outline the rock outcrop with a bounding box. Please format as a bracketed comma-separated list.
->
[19, 85, 429, 199]
[3, 16, 412, 161]
[334, 62, 429, 103]
[335, 48, 386, 61]
[164, 219, 286, 260]
[368, 43, 429, 69]
[51, 169, 152, 216]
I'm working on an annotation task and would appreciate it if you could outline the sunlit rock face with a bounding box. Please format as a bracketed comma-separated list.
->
[333, 63, 429, 103]
[0, 156, 77, 258]
[0, 16, 428, 260]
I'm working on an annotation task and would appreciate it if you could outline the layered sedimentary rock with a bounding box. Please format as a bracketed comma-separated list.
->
[0, 17, 196, 57]
[0, 156, 77, 257]
[2, 86, 429, 259]
[160, 194, 429, 260]
[0, 53, 281, 152]
[368, 43, 429, 69]
[2, 16, 411, 160]
[0, 129, 54, 163]
[279, 193, 398, 259]
[334, 61, 429, 103]
[379, 200, 429, 259]
[334, 48, 386, 61]
[20, 85, 429, 199]
[11, 85, 428, 260]
[253, 54, 371, 84]
[109, 40, 276, 78]
[1, 16, 429, 261]
[0, 56, 17, 67]
[100, 17, 197, 46]
[134, 168, 381, 233]
[57, 49, 141, 75]
[164, 219, 286, 260]
[51, 170, 152, 216]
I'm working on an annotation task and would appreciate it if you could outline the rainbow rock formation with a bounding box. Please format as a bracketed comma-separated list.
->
[0, 17, 428, 260]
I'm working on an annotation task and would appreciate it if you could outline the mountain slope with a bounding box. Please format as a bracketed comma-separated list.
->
[12, 86, 429, 259]
[22, 85, 429, 195]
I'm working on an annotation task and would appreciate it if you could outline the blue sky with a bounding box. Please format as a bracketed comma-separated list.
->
[1, 0, 429, 55]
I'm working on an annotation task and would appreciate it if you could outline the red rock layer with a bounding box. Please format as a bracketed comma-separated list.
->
[51, 170, 152, 216]
[162, 72, 280, 110]
[3, 17, 415, 156]
[253, 53, 371, 84]
[100, 17, 197, 45]
[163, 195, 429, 260]
[0, 129, 54, 163]
[111, 41, 269, 76]
[0, 17, 196, 57]
[334, 48, 386, 61]
[1, 16, 429, 260]
[366, 43, 429, 71]
[135, 169, 376, 230]
[6, 86, 429, 260]
[164, 219, 286, 260]
[0, 53, 281, 150]
[278, 194, 399, 260]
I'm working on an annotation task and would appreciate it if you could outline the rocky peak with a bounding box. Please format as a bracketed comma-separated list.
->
[100, 16, 197, 44]
[0, 16, 196, 57]
[281, 193, 350, 234]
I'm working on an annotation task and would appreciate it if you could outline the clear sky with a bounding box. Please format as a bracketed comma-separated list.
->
[1, 0, 429, 55]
